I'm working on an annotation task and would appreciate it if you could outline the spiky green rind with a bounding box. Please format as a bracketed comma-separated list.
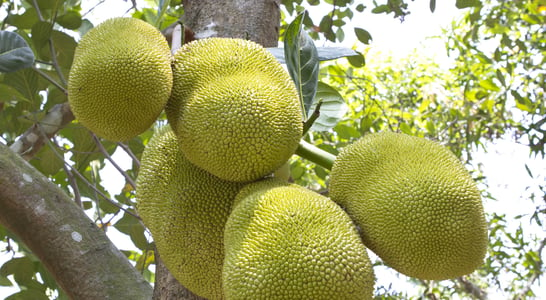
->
[329, 131, 488, 280]
[223, 178, 375, 300]
[136, 126, 245, 299]
[68, 17, 172, 141]
[166, 38, 303, 182]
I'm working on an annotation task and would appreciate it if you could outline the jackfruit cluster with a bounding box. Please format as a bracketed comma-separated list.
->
[329, 131, 488, 280]
[77, 16, 489, 299]
[136, 126, 246, 299]
[68, 17, 172, 141]
[223, 178, 375, 299]
[166, 38, 303, 182]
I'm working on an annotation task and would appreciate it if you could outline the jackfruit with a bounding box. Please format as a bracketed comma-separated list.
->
[329, 131, 488, 280]
[223, 178, 375, 299]
[166, 38, 303, 182]
[136, 126, 245, 299]
[68, 17, 172, 141]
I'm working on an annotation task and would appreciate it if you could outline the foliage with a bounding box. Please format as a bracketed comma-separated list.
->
[0, 0, 544, 299]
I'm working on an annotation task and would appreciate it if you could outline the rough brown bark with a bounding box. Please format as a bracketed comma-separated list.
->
[153, 251, 207, 300]
[10, 102, 74, 159]
[182, 0, 280, 47]
[0, 143, 153, 300]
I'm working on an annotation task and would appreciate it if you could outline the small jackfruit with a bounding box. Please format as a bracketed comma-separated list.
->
[166, 38, 303, 182]
[223, 178, 375, 299]
[329, 131, 488, 280]
[136, 126, 245, 299]
[68, 17, 172, 141]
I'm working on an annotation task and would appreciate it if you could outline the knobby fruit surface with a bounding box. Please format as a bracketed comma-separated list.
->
[68, 17, 172, 141]
[223, 178, 375, 300]
[136, 126, 245, 299]
[329, 131, 488, 280]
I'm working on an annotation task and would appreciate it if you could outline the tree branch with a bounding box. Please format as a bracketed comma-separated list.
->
[0, 143, 153, 299]
[10, 102, 74, 160]
[457, 276, 488, 300]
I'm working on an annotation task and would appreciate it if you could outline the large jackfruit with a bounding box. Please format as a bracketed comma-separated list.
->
[136, 126, 245, 299]
[223, 178, 375, 300]
[68, 17, 172, 141]
[329, 131, 488, 280]
[166, 38, 303, 182]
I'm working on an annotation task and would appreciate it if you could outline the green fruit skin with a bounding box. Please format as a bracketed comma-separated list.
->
[223, 178, 375, 300]
[329, 131, 488, 280]
[68, 17, 172, 141]
[136, 126, 245, 300]
[166, 38, 302, 182]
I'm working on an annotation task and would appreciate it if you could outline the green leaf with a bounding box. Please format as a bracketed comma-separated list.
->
[31, 22, 53, 52]
[0, 31, 35, 73]
[3, 68, 46, 107]
[56, 11, 83, 30]
[31, 144, 64, 176]
[284, 11, 319, 120]
[356, 4, 366, 12]
[6, 9, 39, 29]
[455, 0, 482, 9]
[371, 5, 389, 14]
[430, 0, 436, 12]
[268, 47, 356, 63]
[354, 27, 372, 44]
[78, 19, 94, 36]
[524, 164, 534, 178]
[0, 83, 31, 103]
[155, 0, 170, 28]
[114, 213, 148, 250]
[399, 122, 413, 134]
[334, 123, 360, 140]
[347, 51, 365, 68]
[0, 257, 34, 286]
[309, 82, 348, 131]
[39, 30, 77, 69]
[478, 78, 500, 92]
[0, 274, 12, 286]
[5, 289, 49, 300]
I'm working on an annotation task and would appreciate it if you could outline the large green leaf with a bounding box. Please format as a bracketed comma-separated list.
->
[56, 10, 83, 30]
[284, 11, 319, 120]
[268, 47, 357, 64]
[0, 31, 35, 73]
[0, 83, 30, 103]
[114, 213, 148, 250]
[309, 82, 348, 131]
[3, 68, 47, 108]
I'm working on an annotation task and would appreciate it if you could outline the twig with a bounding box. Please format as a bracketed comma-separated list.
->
[117, 142, 141, 168]
[33, 66, 67, 95]
[51, 137, 83, 208]
[92, 134, 137, 190]
[41, 131, 140, 220]
[457, 276, 488, 300]
[10, 102, 75, 160]
[81, 0, 106, 18]
[89, 160, 105, 230]
[302, 99, 322, 135]
[31, 0, 66, 86]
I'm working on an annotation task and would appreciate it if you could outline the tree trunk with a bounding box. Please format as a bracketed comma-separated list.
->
[182, 0, 280, 47]
[0, 143, 153, 300]
[152, 1, 281, 299]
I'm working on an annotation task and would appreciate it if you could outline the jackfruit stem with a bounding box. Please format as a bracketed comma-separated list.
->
[295, 139, 336, 171]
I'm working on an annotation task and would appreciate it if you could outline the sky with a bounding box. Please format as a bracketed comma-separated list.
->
[1, 0, 545, 298]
